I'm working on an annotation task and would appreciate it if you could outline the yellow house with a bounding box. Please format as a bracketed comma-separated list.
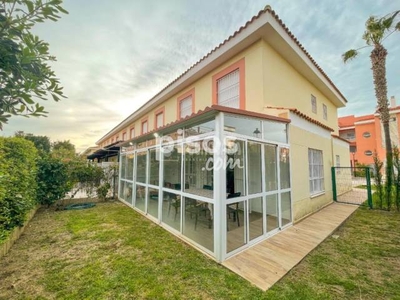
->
[93, 7, 350, 262]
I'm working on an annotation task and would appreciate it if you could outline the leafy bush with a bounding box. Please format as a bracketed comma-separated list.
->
[36, 156, 70, 207]
[67, 160, 105, 199]
[0, 137, 38, 242]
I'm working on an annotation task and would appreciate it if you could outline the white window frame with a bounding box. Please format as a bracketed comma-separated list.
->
[130, 128, 135, 139]
[142, 121, 148, 134]
[308, 148, 324, 195]
[156, 112, 164, 129]
[311, 95, 317, 114]
[217, 69, 240, 108]
[180, 96, 192, 119]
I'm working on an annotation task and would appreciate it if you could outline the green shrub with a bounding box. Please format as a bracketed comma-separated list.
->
[0, 137, 38, 241]
[37, 156, 70, 207]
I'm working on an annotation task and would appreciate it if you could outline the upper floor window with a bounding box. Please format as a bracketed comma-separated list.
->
[156, 112, 163, 128]
[141, 119, 148, 134]
[130, 127, 135, 139]
[311, 95, 317, 114]
[178, 88, 194, 119]
[217, 69, 240, 108]
[122, 132, 127, 141]
[180, 95, 192, 119]
[155, 107, 165, 129]
[323, 104, 327, 120]
[212, 58, 245, 109]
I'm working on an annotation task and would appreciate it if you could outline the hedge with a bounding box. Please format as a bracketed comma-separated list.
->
[0, 137, 38, 243]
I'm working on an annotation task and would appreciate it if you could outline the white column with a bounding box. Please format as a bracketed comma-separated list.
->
[214, 112, 226, 262]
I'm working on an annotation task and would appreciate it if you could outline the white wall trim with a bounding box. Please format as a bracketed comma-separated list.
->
[289, 113, 331, 139]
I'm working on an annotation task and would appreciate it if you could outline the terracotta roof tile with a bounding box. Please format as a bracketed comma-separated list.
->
[331, 134, 350, 144]
[338, 115, 355, 127]
[266, 106, 334, 132]
[97, 6, 347, 144]
[124, 105, 290, 143]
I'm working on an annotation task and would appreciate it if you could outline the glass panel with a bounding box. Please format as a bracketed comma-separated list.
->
[126, 153, 134, 181]
[263, 121, 288, 143]
[279, 147, 290, 189]
[119, 180, 125, 200]
[226, 139, 245, 197]
[120, 155, 127, 179]
[149, 148, 160, 186]
[184, 119, 215, 137]
[136, 151, 147, 184]
[161, 129, 184, 143]
[227, 201, 246, 253]
[224, 115, 262, 138]
[161, 192, 181, 231]
[124, 182, 133, 205]
[281, 192, 291, 226]
[183, 197, 214, 251]
[135, 185, 146, 212]
[148, 188, 159, 218]
[247, 142, 262, 194]
[249, 197, 263, 241]
[184, 139, 214, 198]
[265, 145, 278, 191]
[163, 144, 182, 190]
[266, 194, 279, 232]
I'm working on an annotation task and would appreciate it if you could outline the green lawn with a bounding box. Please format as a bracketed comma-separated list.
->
[0, 202, 399, 299]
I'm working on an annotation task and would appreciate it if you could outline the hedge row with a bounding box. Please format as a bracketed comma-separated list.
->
[0, 137, 38, 242]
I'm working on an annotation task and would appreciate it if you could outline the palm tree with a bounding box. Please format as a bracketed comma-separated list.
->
[343, 10, 399, 209]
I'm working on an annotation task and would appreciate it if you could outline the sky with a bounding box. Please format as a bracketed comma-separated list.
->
[2, 0, 400, 152]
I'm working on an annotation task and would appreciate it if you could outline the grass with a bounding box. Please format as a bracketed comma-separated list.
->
[0, 202, 399, 299]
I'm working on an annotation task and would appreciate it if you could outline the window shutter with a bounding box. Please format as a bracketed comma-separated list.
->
[217, 69, 240, 108]
[180, 96, 192, 118]
[156, 113, 163, 128]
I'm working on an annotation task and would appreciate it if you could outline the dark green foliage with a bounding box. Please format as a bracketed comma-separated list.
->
[51, 140, 76, 161]
[0, 137, 38, 241]
[373, 152, 384, 209]
[36, 156, 70, 207]
[96, 182, 110, 201]
[15, 131, 51, 154]
[0, 0, 68, 129]
[354, 162, 368, 177]
[67, 160, 105, 198]
[393, 147, 400, 211]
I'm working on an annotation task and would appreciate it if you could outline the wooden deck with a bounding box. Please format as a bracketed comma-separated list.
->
[222, 202, 358, 290]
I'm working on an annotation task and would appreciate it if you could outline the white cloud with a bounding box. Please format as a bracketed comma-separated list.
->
[2, 0, 399, 151]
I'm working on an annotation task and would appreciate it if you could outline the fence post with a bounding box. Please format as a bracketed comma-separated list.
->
[366, 167, 373, 209]
[331, 167, 337, 201]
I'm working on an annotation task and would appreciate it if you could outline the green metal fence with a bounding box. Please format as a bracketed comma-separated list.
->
[331, 167, 372, 208]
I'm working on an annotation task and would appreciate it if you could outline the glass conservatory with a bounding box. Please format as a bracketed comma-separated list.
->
[118, 109, 292, 262]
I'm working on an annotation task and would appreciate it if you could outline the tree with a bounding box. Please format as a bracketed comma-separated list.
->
[343, 10, 400, 205]
[51, 140, 76, 160]
[15, 131, 50, 154]
[0, 0, 68, 130]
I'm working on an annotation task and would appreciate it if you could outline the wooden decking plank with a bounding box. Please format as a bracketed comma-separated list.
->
[222, 203, 358, 291]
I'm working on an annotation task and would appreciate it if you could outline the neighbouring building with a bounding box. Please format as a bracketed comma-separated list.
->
[91, 7, 350, 262]
[338, 96, 398, 168]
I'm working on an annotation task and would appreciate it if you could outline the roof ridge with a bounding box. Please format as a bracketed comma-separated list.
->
[266, 105, 334, 132]
[97, 6, 345, 144]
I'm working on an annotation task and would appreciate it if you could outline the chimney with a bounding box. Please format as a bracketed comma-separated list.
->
[390, 96, 396, 108]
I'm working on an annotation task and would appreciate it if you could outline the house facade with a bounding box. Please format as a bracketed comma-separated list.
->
[338, 96, 398, 168]
[94, 7, 350, 262]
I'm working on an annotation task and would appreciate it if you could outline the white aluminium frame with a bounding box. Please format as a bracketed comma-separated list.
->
[117, 111, 293, 262]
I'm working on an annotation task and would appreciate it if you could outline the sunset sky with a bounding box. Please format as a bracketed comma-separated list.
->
[2, 0, 399, 151]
